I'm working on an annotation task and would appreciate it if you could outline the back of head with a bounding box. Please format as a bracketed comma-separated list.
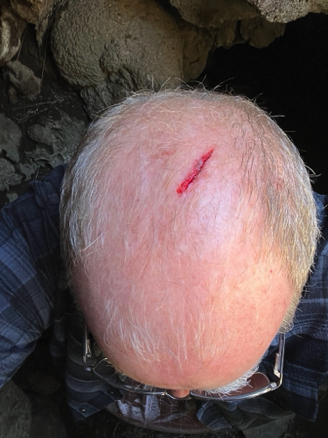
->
[60, 90, 318, 388]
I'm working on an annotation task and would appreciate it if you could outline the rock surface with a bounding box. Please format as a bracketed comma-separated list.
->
[5, 60, 42, 99]
[0, 2, 26, 66]
[240, 16, 285, 47]
[170, 0, 258, 28]
[0, 380, 31, 438]
[51, 0, 212, 114]
[27, 110, 87, 166]
[247, 0, 328, 23]
[0, 112, 22, 162]
[0, 158, 23, 192]
[52, 0, 189, 88]
[10, 0, 56, 25]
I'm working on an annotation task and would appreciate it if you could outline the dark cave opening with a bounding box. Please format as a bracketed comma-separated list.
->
[200, 12, 328, 193]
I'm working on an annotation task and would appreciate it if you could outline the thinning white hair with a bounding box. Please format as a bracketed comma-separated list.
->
[60, 89, 319, 366]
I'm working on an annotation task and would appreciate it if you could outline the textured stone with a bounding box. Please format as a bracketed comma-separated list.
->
[0, 2, 26, 66]
[51, 0, 211, 101]
[182, 26, 214, 78]
[27, 110, 87, 165]
[169, 0, 285, 49]
[170, 0, 258, 28]
[0, 112, 22, 162]
[212, 20, 238, 48]
[80, 78, 130, 118]
[247, 0, 328, 23]
[16, 161, 39, 180]
[80, 26, 212, 116]
[240, 16, 285, 48]
[0, 380, 31, 438]
[0, 158, 22, 191]
[51, 0, 183, 88]
[5, 60, 42, 99]
[10, 0, 56, 25]
[30, 407, 67, 438]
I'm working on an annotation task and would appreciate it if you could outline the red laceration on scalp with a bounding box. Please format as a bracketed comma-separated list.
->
[176, 148, 214, 194]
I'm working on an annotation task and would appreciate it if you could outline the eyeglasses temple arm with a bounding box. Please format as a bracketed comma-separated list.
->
[273, 333, 285, 381]
[83, 321, 93, 371]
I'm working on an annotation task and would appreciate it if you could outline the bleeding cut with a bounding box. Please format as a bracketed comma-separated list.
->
[176, 148, 214, 194]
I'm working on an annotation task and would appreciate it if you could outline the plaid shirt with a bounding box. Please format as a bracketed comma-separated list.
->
[0, 165, 328, 431]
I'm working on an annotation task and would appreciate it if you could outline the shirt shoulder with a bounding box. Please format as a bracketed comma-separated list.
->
[0, 165, 65, 386]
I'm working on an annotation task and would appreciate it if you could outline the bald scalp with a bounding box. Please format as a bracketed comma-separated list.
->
[61, 90, 318, 389]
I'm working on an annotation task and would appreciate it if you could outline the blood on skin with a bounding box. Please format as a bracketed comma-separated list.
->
[176, 148, 214, 194]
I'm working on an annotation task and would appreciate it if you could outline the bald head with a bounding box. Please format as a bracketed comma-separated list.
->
[60, 90, 318, 392]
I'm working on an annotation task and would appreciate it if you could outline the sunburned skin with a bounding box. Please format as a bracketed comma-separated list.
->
[176, 148, 214, 194]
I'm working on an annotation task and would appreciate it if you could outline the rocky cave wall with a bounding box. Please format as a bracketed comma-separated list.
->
[1, 0, 328, 206]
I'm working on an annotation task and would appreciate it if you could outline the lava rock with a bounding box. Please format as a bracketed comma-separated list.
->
[5, 60, 42, 99]
[0, 380, 31, 438]
[10, 0, 56, 25]
[0, 112, 22, 162]
[0, 2, 26, 66]
[247, 0, 328, 23]
[240, 16, 285, 48]
[0, 158, 22, 191]
[51, 0, 212, 106]
[170, 0, 258, 28]
[27, 110, 87, 165]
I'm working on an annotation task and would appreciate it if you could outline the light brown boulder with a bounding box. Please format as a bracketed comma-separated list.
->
[170, 0, 258, 28]
[169, 0, 286, 48]
[10, 0, 56, 24]
[0, 3, 26, 66]
[247, 0, 328, 23]
[240, 16, 285, 47]
[51, 0, 212, 91]
[5, 60, 41, 98]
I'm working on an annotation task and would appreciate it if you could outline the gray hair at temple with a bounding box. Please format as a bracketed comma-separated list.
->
[60, 89, 319, 333]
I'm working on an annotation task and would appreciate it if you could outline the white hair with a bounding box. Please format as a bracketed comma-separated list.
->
[60, 89, 319, 365]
